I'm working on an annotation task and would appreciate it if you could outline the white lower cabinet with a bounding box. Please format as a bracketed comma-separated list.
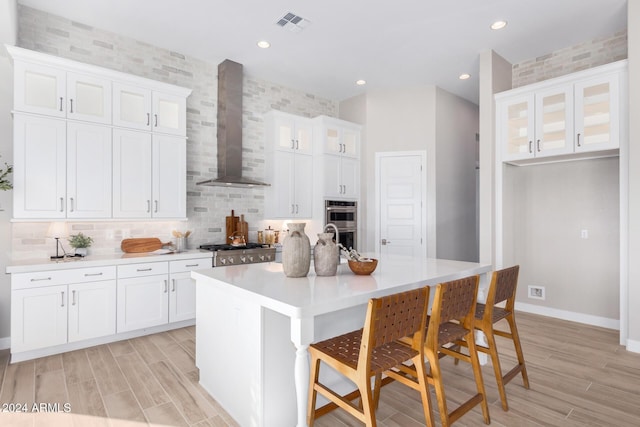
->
[117, 257, 211, 332]
[11, 266, 117, 353]
[169, 258, 210, 322]
[68, 280, 117, 342]
[9, 254, 211, 361]
[117, 262, 169, 332]
[11, 285, 68, 352]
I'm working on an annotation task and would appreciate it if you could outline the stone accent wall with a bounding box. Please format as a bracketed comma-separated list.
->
[12, 5, 337, 259]
[512, 30, 628, 88]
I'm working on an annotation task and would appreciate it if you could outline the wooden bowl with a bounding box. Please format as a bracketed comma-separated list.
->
[348, 259, 378, 275]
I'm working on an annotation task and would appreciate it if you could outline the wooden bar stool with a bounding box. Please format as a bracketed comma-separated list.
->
[307, 287, 434, 427]
[401, 275, 490, 426]
[457, 265, 530, 410]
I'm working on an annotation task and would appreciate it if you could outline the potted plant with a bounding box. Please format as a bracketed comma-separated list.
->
[68, 232, 93, 257]
[0, 155, 12, 191]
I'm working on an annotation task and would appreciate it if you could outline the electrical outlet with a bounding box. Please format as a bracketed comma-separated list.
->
[528, 285, 545, 300]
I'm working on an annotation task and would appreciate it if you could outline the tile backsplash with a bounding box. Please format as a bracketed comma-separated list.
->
[11, 5, 338, 259]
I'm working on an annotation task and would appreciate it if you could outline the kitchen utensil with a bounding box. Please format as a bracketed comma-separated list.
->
[257, 231, 264, 244]
[229, 232, 246, 247]
[238, 214, 249, 241]
[264, 226, 275, 245]
[226, 210, 240, 244]
[121, 238, 167, 253]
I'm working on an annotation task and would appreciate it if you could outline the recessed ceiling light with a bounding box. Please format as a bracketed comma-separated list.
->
[257, 40, 271, 49]
[459, 73, 471, 80]
[356, 79, 366, 86]
[491, 20, 507, 30]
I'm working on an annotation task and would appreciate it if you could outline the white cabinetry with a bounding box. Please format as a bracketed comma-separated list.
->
[264, 111, 314, 219]
[497, 61, 626, 164]
[12, 115, 66, 219]
[13, 115, 112, 219]
[169, 258, 210, 322]
[11, 266, 116, 353]
[313, 116, 361, 199]
[113, 83, 187, 135]
[117, 262, 169, 332]
[14, 60, 112, 124]
[113, 130, 185, 218]
[8, 45, 191, 220]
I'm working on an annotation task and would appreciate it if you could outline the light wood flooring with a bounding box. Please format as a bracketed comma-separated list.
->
[1, 312, 639, 426]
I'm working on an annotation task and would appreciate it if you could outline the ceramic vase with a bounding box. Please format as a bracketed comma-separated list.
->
[282, 223, 311, 278]
[313, 233, 338, 276]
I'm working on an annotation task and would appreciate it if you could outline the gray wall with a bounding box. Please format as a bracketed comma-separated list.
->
[346, 85, 480, 262]
[435, 88, 479, 262]
[503, 159, 620, 319]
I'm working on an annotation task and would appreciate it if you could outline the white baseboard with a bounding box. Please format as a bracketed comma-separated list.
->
[515, 302, 620, 330]
[0, 336, 10, 350]
[626, 338, 640, 353]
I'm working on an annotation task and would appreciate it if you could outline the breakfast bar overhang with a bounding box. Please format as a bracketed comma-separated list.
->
[192, 256, 492, 427]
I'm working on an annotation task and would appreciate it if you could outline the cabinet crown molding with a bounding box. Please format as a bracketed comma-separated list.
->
[5, 44, 192, 97]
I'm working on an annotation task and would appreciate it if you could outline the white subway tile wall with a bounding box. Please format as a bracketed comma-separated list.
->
[512, 30, 627, 88]
[11, 5, 337, 260]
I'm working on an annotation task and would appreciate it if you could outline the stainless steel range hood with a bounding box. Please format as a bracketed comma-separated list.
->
[197, 59, 270, 188]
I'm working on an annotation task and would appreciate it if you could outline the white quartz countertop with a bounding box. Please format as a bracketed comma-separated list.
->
[192, 255, 492, 319]
[6, 249, 213, 274]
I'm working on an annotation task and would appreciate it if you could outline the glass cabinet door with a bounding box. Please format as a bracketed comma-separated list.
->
[501, 94, 535, 160]
[574, 74, 619, 152]
[535, 85, 574, 157]
[14, 62, 66, 118]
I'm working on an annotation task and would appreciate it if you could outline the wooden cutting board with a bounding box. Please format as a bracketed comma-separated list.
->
[121, 238, 164, 253]
[226, 210, 239, 244]
[238, 214, 249, 240]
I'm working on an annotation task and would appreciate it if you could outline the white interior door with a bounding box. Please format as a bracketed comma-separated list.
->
[377, 152, 426, 258]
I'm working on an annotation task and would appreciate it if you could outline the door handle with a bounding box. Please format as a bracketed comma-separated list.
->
[381, 238, 391, 245]
[60, 197, 65, 212]
[72, 290, 76, 306]
[147, 113, 150, 126]
[537, 139, 541, 152]
[59, 97, 64, 112]
[154, 114, 158, 127]
[70, 98, 74, 113]
[171, 279, 176, 292]
[577, 133, 582, 147]
[61, 291, 65, 307]
[164, 280, 168, 293]
[154, 200, 158, 213]
[147, 200, 151, 213]
[70, 197, 74, 212]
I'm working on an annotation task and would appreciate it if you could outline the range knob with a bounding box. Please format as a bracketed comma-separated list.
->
[220, 258, 226, 265]
[248, 255, 255, 262]
[259, 255, 265, 261]
[240, 256, 247, 263]
[228, 258, 235, 264]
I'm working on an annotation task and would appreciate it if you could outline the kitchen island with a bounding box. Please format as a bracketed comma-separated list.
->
[192, 256, 492, 427]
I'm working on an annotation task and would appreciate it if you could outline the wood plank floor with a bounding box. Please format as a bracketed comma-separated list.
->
[1, 312, 639, 426]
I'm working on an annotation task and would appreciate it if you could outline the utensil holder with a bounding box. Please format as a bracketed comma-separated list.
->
[175, 237, 187, 252]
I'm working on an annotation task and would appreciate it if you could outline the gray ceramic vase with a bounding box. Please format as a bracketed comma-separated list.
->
[282, 223, 311, 278]
[313, 232, 338, 276]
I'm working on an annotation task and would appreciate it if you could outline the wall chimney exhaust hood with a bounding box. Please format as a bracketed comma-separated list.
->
[197, 59, 270, 188]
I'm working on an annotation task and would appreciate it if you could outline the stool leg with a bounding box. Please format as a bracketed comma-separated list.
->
[507, 314, 530, 389]
[467, 332, 490, 424]
[485, 326, 509, 411]
[307, 355, 321, 427]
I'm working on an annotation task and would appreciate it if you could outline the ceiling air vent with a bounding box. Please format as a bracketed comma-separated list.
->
[276, 12, 310, 33]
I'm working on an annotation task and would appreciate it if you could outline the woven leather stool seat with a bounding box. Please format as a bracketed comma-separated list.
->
[307, 287, 434, 427]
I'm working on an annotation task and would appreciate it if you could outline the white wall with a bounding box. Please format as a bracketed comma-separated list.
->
[360, 87, 437, 254]
[435, 88, 479, 262]
[0, 0, 17, 345]
[626, 1, 640, 350]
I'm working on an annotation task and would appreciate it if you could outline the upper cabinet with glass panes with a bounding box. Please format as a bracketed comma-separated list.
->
[496, 60, 627, 165]
[8, 45, 190, 135]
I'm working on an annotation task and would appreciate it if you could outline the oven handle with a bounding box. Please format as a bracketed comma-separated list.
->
[326, 206, 356, 212]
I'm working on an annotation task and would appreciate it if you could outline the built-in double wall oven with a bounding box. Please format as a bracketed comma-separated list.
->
[325, 200, 357, 250]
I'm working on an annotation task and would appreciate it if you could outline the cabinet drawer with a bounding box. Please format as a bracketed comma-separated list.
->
[12, 266, 116, 290]
[170, 257, 212, 273]
[118, 262, 168, 278]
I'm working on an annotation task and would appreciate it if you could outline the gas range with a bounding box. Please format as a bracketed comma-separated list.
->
[199, 243, 276, 267]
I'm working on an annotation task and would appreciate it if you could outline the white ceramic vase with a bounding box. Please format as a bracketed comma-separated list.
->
[282, 223, 311, 278]
[313, 233, 338, 276]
